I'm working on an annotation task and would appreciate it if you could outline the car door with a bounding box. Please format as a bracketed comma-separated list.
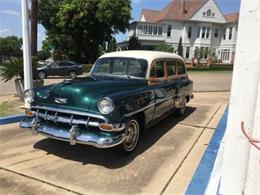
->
[165, 60, 178, 106]
[175, 61, 189, 98]
[149, 60, 174, 120]
[58, 61, 70, 76]
[48, 62, 59, 76]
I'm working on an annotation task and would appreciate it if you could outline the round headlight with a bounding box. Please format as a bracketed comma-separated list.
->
[24, 89, 34, 103]
[98, 97, 114, 114]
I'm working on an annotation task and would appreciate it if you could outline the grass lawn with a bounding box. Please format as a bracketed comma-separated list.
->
[0, 101, 20, 117]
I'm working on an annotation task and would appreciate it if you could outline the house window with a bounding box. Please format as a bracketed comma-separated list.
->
[186, 47, 190, 58]
[188, 26, 192, 38]
[206, 27, 211, 38]
[143, 26, 148, 34]
[221, 49, 230, 61]
[229, 27, 233, 39]
[223, 28, 226, 40]
[148, 26, 153, 35]
[197, 26, 201, 38]
[212, 13, 216, 17]
[203, 12, 206, 16]
[167, 25, 172, 37]
[214, 28, 219, 38]
[138, 25, 143, 34]
[202, 26, 206, 38]
[158, 26, 163, 35]
[153, 26, 158, 35]
[207, 9, 212, 16]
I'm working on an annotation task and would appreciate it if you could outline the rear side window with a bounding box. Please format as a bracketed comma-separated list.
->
[150, 60, 165, 78]
[166, 61, 176, 76]
[177, 62, 186, 74]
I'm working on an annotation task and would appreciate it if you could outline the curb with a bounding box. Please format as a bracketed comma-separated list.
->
[0, 114, 27, 125]
[185, 108, 228, 195]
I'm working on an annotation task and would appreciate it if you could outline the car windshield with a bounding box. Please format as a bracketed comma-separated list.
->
[91, 57, 148, 78]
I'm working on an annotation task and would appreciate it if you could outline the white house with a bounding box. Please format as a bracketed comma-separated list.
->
[117, 0, 239, 64]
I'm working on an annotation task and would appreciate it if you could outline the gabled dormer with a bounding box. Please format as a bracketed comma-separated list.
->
[189, 0, 226, 23]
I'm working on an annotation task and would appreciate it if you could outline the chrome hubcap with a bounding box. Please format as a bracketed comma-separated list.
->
[123, 120, 139, 151]
[70, 72, 76, 78]
[39, 72, 45, 79]
[180, 99, 186, 114]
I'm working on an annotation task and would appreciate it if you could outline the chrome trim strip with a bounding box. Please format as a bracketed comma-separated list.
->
[31, 106, 106, 120]
[124, 103, 156, 117]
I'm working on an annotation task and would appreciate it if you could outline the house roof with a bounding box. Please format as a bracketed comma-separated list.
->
[224, 13, 239, 23]
[141, 0, 208, 22]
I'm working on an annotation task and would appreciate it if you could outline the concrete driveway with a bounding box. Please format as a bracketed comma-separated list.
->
[0, 91, 229, 194]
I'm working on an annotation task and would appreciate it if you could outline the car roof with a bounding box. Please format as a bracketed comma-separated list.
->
[99, 50, 184, 64]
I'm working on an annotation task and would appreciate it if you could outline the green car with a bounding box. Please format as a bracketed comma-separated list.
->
[21, 51, 193, 153]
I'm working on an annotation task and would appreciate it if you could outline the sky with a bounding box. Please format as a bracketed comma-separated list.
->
[0, 0, 241, 49]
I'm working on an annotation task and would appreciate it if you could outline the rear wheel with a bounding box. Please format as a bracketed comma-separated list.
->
[38, 71, 46, 80]
[118, 119, 140, 154]
[177, 98, 187, 116]
[69, 71, 77, 78]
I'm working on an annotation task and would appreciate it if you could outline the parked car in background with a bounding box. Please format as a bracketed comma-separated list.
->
[21, 51, 193, 154]
[37, 60, 83, 79]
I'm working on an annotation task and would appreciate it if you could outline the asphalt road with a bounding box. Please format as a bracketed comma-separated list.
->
[0, 92, 229, 194]
[0, 72, 233, 96]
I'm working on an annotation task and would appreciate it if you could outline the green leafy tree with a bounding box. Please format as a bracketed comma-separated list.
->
[107, 37, 117, 52]
[128, 35, 141, 50]
[37, 50, 50, 61]
[38, 0, 131, 63]
[0, 36, 23, 61]
[177, 37, 183, 57]
[155, 43, 174, 53]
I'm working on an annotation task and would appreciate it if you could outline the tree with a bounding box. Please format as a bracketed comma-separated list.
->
[37, 50, 50, 61]
[177, 37, 183, 57]
[0, 36, 23, 61]
[128, 35, 141, 50]
[38, 0, 131, 63]
[107, 37, 117, 52]
[154, 43, 174, 53]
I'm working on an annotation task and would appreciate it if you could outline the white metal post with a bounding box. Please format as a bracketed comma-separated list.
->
[21, 0, 33, 108]
[217, 0, 260, 194]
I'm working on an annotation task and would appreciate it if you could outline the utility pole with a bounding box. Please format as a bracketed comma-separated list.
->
[31, 0, 38, 57]
[21, 0, 33, 107]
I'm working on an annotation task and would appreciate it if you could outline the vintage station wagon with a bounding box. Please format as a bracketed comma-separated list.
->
[21, 51, 193, 153]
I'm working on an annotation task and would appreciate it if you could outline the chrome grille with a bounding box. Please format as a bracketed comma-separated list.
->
[31, 106, 105, 128]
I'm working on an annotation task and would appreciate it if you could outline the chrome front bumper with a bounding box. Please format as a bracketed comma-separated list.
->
[20, 118, 125, 148]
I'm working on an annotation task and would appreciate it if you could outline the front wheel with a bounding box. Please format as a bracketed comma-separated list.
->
[69, 71, 77, 78]
[118, 119, 140, 154]
[38, 71, 46, 80]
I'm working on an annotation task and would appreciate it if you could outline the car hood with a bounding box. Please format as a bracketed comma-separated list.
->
[33, 76, 147, 114]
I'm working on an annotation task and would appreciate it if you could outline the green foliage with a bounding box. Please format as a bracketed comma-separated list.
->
[128, 35, 141, 50]
[37, 50, 50, 61]
[154, 43, 174, 53]
[0, 58, 39, 82]
[38, 0, 131, 63]
[107, 37, 117, 52]
[177, 37, 183, 57]
[0, 58, 23, 82]
[0, 36, 23, 61]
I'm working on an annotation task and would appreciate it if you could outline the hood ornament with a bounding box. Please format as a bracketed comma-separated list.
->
[55, 98, 68, 104]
